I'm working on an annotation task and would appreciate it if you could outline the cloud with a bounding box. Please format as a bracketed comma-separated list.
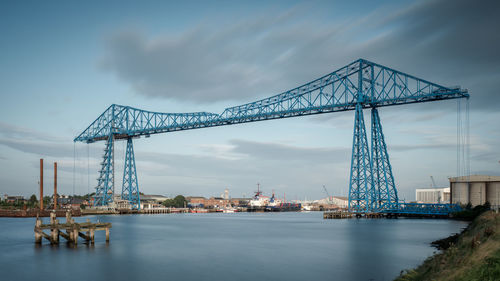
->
[362, 0, 500, 110]
[229, 139, 349, 163]
[0, 121, 64, 142]
[0, 138, 74, 158]
[100, 0, 500, 112]
[99, 8, 360, 103]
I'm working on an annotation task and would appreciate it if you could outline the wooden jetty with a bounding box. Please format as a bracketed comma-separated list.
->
[34, 211, 111, 245]
[323, 211, 386, 219]
[323, 211, 353, 219]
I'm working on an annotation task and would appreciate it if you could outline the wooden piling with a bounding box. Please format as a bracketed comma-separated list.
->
[35, 218, 42, 243]
[323, 211, 353, 219]
[34, 210, 111, 245]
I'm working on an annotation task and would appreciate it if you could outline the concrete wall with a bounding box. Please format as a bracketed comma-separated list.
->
[469, 182, 486, 206]
[487, 182, 500, 207]
[452, 182, 469, 204]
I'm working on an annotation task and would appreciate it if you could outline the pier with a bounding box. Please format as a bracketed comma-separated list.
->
[34, 211, 111, 245]
[323, 211, 353, 219]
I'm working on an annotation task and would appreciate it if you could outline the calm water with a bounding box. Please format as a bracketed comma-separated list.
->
[0, 212, 467, 281]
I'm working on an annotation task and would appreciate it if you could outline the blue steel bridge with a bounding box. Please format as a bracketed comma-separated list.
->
[74, 59, 468, 215]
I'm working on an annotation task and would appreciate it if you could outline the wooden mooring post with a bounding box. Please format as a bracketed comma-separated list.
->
[34, 210, 111, 245]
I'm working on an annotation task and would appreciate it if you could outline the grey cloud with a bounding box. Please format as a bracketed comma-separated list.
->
[0, 121, 65, 142]
[100, 9, 355, 103]
[127, 139, 350, 197]
[390, 143, 449, 152]
[0, 138, 75, 158]
[229, 139, 350, 163]
[101, 0, 499, 111]
[363, 0, 500, 110]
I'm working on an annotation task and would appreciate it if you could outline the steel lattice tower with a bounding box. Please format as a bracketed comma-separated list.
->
[121, 138, 141, 210]
[94, 134, 114, 206]
[371, 108, 398, 211]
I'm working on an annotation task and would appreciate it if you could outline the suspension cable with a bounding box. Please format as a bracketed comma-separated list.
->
[87, 144, 90, 196]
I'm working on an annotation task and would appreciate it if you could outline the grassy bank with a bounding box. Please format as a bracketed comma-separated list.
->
[395, 211, 500, 281]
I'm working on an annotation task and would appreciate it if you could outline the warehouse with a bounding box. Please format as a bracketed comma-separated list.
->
[450, 175, 500, 209]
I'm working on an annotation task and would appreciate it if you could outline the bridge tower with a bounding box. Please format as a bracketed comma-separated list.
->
[121, 138, 140, 210]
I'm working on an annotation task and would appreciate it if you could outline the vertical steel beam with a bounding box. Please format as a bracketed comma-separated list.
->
[348, 104, 374, 212]
[371, 108, 398, 210]
[121, 138, 141, 210]
[93, 134, 114, 206]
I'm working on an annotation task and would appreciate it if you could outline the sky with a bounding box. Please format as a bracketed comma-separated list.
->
[0, 0, 499, 201]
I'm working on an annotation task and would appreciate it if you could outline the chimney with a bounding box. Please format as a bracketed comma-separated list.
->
[54, 162, 57, 210]
[40, 159, 43, 210]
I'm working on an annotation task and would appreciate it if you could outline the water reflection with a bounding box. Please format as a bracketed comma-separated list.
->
[1, 213, 467, 281]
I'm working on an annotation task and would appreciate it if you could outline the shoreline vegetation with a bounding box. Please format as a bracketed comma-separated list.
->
[395, 207, 500, 281]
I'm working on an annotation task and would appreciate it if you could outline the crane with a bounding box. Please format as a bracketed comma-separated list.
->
[74, 58, 469, 212]
[430, 176, 437, 188]
[322, 185, 332, 202]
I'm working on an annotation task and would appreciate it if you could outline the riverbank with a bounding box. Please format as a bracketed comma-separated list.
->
[0, 208, 81, 217]
[395, 210, 500, 281]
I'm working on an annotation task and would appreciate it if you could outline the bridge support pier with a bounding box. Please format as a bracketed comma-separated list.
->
[348, 103, 375, 213]
[371, 107, 398, 210]
[121, 137, 141, 210]
[93, 134, 115, 206]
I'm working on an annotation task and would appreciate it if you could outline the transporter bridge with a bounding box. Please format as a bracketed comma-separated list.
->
[74, 59, 468, 214]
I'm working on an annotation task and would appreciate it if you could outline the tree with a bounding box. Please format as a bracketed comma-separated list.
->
[162, 195, 187, 208]
[43, 196, 51, 208]
[28, 194, 38, 208]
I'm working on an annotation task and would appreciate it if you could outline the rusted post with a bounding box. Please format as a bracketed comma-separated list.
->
[54, 162, 57, 210]
[40, 159, 43, 210]
[90, 228, 95, 244]
[105, 227, 110, 242]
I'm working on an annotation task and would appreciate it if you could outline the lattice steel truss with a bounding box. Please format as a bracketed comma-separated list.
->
[371, 108, 398, 211]
[348, 104, 375, 212]
[94, 134, 114, 206]
[74, 59, 468, 213]
[121, 138, 140, 210]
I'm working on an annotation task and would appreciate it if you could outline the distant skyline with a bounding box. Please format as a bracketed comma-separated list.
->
[1, 0, 499, 200]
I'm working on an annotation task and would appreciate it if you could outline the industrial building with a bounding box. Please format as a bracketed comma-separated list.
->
[416, 188, 450, 204]
[450, 175, 500, 209]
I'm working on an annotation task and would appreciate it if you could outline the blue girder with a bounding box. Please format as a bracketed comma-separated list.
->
[385, 203, 462, 216]
[74, 59, 468, 143]
[348, 103, 375, 213]
[122, 138, 140, 210]
[94, 134, 114, 206]
[74, 58, 469, 213]
[371, 108, 398, 211]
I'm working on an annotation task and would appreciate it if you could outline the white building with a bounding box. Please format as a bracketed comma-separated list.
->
[416, 188, 450, 203]
[316, 196, 348, 208]
[331, 196, 348, 208]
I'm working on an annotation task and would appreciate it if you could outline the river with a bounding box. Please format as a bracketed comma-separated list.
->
[0, 212, 467, 281]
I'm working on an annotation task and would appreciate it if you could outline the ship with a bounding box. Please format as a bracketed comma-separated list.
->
[247, 184, 301, 212]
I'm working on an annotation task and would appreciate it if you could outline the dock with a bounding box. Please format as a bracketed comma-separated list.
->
[323, 211, 353, 219]
[34, 211, 111, 245]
